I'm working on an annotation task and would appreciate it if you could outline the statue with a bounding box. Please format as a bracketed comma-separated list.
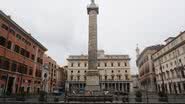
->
[91, 0, 95, 3]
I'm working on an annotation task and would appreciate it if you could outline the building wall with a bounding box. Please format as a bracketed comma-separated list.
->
[136, 47, 161, 92]
[56, 67, 66, 92]
[153, 31, 185, 94]
[66, 50, 132, 93]
[43, 54, 58, 93]
[0, 11, 47, 94]
[41, 63, 49, 93]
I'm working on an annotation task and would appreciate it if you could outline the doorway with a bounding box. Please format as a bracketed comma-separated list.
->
[7, 77, 14, 95]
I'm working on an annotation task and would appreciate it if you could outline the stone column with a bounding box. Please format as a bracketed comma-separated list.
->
[85, 0, 100, 92]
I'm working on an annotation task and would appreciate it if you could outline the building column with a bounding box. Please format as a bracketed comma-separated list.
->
[12, 76, 16, 94]
[115, 82, 118, 91]
[109, 83, 111, 90]
[120, 83, 122, 91]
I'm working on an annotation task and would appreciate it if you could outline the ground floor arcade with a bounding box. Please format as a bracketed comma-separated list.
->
[66, 81, 132, 93]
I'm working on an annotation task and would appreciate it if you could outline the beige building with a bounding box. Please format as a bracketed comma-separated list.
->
[56, 67, 67, 92]
[153, 31, 185, 94]
[66, 50, 132, 93]
[136, 45, 163, 92]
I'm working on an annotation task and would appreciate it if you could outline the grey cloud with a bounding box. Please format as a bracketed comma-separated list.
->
[1, 0, 185, 74]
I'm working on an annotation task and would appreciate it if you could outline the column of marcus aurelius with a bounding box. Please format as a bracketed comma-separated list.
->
[85, 0, 100, 92]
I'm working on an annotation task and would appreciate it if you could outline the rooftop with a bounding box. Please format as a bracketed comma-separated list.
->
[0, 10, 47, 51]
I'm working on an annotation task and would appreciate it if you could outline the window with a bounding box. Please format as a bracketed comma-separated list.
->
[31, 54, 35, 60]
[0, 36, 6, 47]
[111, 75, 114, 80]
[181, 70, 185, 78]
[118, 62, 120, 67]
[16, 34, 22, 40]
[174, 61, 177, 65]
[118, 70, 120, 73]
[37, 57, 43, 64]
[27, 41, 31, 46]
[71, 63, 73, 67]
[125, 62, 127, 66]
[0, 59, 10, 70]
[11, 62, 17, 72]
[112, 70, 114, 73]
[22, 38, 26, 43]
[125, 74, 129, 80]
[84, 63, 87, 67]
[105, 76, 107, 80]
[77, 76, 80, 80]
[125, 70, 127, 73]
[14, 45, 20, 53]
[25, 51, 30, 58]
[29, 67, 33, 75]
[78, 63, 80, 67]
[104, 63, 107, 67]
[71, 75, 73, 80]
[9, 29, 15, 35]
[35, 69, 41, 77]
[84, 76, 86, 80]
[22, 65, 28, 74]
[20, 48, 25, 56]
[118, 75, 121, 80]
[98, 63, 100, 67]
[7, 41, 12, 49]
[111, 63, 114, 67]
[71, 70, 73, 73]
[166, 64, 168, 68]
[179, 59, 182, 63]
[78, 70, 80, 73]
[1, 24, 8, 31]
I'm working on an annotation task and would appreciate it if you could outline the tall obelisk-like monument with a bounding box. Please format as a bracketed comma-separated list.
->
[85, 0, 100, 92]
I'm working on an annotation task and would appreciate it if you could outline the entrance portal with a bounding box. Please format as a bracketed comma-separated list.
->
[7, 77, 14, 95]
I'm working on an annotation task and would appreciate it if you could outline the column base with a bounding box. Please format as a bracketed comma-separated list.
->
[85, 70, 100, 92]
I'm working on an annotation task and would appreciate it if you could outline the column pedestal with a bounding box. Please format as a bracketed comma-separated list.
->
[85, 70, 100, 92]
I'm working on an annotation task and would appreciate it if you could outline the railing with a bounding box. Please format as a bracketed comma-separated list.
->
[0, 94, 185, 103]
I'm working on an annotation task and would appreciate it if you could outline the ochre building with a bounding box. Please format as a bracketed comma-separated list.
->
[0, 11, 47, 94]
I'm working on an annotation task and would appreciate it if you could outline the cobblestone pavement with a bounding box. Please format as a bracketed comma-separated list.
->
[0, 92, 185, 103]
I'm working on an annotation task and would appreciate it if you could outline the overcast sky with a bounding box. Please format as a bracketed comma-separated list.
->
[1, 0, 185, 74]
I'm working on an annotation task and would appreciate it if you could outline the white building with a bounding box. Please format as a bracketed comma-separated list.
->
[66, 50, 132, 93]
[136, 45, 163, 92]
[153, 31, 185, 94]
[41, 64, 49, 93]
[131, 74, 139, 92]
